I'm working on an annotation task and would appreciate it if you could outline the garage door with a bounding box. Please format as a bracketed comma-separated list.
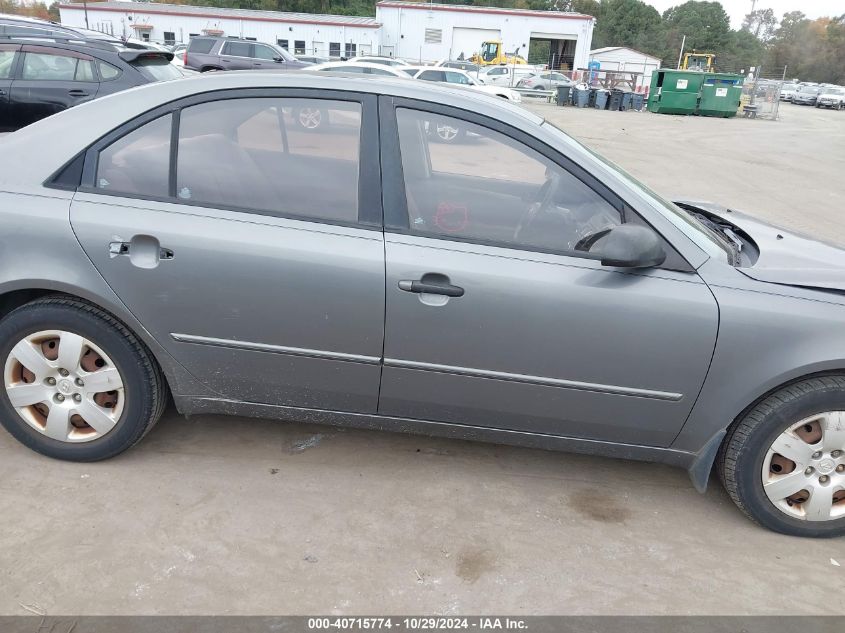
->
[450, 27, 500, 60]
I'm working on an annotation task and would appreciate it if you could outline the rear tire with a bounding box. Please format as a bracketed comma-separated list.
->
[0, 296, 167, 461]
[718, 376, 845, 537]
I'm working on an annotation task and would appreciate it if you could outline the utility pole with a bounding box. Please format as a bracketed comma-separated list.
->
[676, 34, 686, 70]
[83, 0, 89, 29]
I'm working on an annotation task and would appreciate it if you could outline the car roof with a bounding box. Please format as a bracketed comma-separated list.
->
[0, 71, 542, 190]
[310, 61, 407, 76]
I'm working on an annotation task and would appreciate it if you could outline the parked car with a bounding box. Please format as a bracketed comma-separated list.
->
[0, 36, 179, 132]
[0, 14, 156, 50]
[347, 55, 409, 67]
[296, 55, 330, 64]
[405, 65, 521, 103]
[816, 87, 845, 110]
[779, 82, 799, 101]
[482, 64, 537, 87]
[309, 61, 408, 77]
[517, 71, 574, 91]
[2, 72, 845, 537]
[436, 59, 482, 74]
[792, 84, 821, 105]
[185, 36, 309, 73]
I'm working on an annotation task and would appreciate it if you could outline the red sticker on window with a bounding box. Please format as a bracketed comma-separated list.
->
[434, 202, 468, 232]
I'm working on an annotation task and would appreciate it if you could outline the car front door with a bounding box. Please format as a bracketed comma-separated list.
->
[219, 41, 253, 70]
[0, 44, 19, 131]
[9, 45, 99, 128]
[251, 43, 284, 69]
[378, 101, 719, 447]
[70, 91, 385, 412]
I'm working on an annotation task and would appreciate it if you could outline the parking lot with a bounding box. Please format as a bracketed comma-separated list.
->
[1, 102, 844, 616]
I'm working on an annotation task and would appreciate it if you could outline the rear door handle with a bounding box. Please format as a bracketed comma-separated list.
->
[68, 89, 89, 97]
[398, 279, 464, 297]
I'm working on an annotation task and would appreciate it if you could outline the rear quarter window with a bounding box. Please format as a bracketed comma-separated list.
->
[188, 39, 215, 54]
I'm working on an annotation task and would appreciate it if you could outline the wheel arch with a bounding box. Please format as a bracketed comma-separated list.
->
[687, 368, 845, 493]
[0, 282, 213, 403]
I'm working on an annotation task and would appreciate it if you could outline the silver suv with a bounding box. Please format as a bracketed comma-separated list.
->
[184, 36, 309, 72]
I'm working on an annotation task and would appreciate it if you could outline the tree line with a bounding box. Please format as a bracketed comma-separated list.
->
[3, 0, 843, 83]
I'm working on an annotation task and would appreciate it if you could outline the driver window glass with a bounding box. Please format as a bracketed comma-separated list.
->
[395, 108, 621, 254]
[253, 45, 276, 60]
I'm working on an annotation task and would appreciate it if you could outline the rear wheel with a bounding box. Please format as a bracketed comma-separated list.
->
[719, 376, 845, 537]
[0, 296, 167, 461]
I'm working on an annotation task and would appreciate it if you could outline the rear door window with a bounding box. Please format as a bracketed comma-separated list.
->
[175, 98, 362, 223]
[418, 70, 445, 82]
[96, 114, 173, 197]
[223, 41, 251, 57]
[21, 51, 94, 81]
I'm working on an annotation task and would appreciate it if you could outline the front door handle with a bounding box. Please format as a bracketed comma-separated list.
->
[399, 279, 464, 297]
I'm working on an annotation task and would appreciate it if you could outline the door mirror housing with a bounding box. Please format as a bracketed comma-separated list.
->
[273, 56, 284, 63]
[595, 225, 666, 269]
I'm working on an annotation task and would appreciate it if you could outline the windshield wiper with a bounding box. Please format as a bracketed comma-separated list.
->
[689, 211, 741, 265]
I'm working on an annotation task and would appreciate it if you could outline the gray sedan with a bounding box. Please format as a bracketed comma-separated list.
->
[1, 73, 844, 537]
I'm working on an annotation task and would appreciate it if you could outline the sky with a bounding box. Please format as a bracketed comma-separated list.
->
[643, 0, 845, 27]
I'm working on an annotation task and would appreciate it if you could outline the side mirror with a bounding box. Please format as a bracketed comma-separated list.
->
[274, 56, 284, 63]
[595, 225, 666, 269]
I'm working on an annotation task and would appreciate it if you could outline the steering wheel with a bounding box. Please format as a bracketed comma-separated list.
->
[574, 227, 613, 253]
[514, 171, 562, 242]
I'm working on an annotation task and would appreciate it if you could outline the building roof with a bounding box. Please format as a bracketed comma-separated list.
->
[376, 1, 593, 21]
[58, 2, 381, 28]
[590, 46, 660, 61]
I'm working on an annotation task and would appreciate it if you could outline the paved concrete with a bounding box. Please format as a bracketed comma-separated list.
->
[1, 103, 844, 616]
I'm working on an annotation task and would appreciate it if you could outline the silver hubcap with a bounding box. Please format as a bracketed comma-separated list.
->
[3, 330, 124, 443]
[299, 108, 322, 129]
[762, 412, 845, 521]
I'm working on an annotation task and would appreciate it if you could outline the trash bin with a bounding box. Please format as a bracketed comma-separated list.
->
[647, 69, 705, 115]
[608, 89, 624, 111]
[631, 93, 645, 111]
[555, 84, 572, 106]
[594, 89, 609, 109]
[573, 87, 590, 108]
[588, 88, 598, 108]
[697, 74, 744, 118]
[620, 91, 633, 111]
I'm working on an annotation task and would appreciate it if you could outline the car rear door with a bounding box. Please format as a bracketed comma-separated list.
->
[9, 45, 99, 128]
[70, 90, 385, 412]
[219, 41, 254, 70]
[0, 44, 19, 131]
[378, 99, 719, 447]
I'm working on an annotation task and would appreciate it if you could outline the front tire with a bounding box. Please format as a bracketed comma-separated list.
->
[0, 296, 168, 461]
[718, 376, 845, 537]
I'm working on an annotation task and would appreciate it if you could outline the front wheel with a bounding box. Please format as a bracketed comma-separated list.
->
[0, 296, 168, 461]
[718, 376, 845, 537]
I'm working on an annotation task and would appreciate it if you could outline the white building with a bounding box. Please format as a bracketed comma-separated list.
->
[375, 1, 594, 68]
[589, 46, 661, 91]
[58, 2, 382, 58]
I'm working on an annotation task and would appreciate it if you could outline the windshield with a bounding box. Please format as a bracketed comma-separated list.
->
[481, 42, 497, 62]
[131, 55, 182, 82]
[542, 120, 732, 262]
[799, 86, 820, 94]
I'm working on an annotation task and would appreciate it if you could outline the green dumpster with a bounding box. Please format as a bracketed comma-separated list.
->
[697, 73, 744, 118]
[647, 70, 704, 115]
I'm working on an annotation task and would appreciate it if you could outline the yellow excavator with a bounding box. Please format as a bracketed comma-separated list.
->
[470, 40, 527, 66]
[681, 52, 716, 72]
